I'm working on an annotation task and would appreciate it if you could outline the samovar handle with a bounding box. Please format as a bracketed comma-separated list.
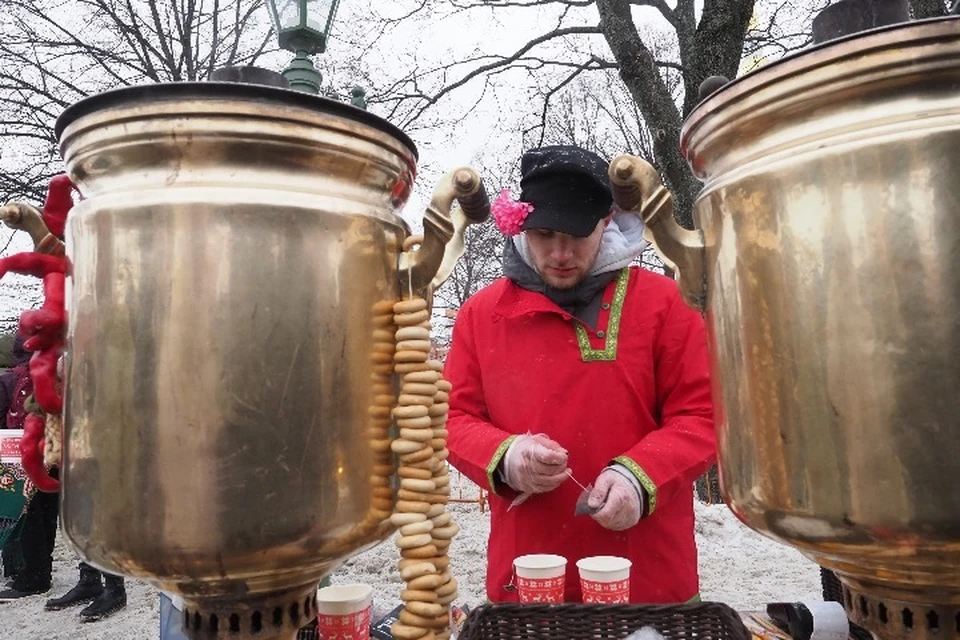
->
[399, 167, 490, 296]
[608, 155, 708, 312]
[0, 203, 65, 256]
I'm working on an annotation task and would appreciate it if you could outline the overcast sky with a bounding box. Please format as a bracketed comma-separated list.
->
[0, 0, 820, 327]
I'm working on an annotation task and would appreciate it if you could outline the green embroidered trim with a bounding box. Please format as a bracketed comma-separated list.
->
[486, 435, 518, 495]
[613, 455, 658, 516]
[687, 593, 702, 603]
[574, 267, 630, 362]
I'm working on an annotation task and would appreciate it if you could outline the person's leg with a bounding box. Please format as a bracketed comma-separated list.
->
[159, 592, 190, 640]
[37, 481, 59, 578]
[0, 488, 57, 599]
[1, 516, 26, 580]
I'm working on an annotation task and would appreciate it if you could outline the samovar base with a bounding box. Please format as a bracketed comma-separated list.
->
[179, 583, 318, 640]
[839, 580, 960, 640]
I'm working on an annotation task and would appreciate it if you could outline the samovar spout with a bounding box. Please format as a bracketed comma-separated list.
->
[608, 155, 707, 312]
[400, 167, 490, 294]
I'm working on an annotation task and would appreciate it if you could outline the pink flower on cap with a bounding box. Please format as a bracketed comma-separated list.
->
[491, 189, 534, 236]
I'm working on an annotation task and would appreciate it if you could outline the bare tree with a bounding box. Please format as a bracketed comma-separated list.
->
[0, 0, 278, 204]
[527, 71, 656, 163]
[359, 0, 831, 228]
[0, 0, 279, 330]
[357, 0, 948, 229]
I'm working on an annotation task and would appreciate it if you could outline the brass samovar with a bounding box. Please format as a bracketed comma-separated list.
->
[610, 14, 960, 640]
[54, 79, 487, 640]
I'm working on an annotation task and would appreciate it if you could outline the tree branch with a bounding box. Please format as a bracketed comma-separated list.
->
[398, 25, 602, 125]
[595, 0, 697, 224]
[528, 56, 608, 146]
[0, 0, 275, 205]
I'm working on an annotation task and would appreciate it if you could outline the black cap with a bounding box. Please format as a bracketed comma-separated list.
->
[519, 145, 613, 237]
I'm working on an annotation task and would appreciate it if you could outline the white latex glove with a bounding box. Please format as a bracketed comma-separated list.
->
[588, 468, 644, 531]
[501, 434, 569, 494]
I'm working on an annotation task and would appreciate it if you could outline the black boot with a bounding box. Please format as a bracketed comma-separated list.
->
[0, 578, 50, 601]
[0, 562, 51, 601]
[45, 563, 103, 611]
[79, 573, 126, 622]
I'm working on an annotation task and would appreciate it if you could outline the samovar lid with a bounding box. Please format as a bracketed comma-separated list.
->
[681, 15, 960, 166]
[54, 81, 418, 160]
[685, 15, 960, 125]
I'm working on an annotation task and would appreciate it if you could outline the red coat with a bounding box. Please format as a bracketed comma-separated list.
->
[444, 266, 716, 604]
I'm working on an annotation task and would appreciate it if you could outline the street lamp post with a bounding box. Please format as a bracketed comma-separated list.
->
[350, 86, 367, 109]
[265, 0, 342, 94]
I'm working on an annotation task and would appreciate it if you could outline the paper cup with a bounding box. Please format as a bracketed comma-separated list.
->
[316, 584, 372, 640]
[514, 554, 567, 603]
[577, 555, 632, 603]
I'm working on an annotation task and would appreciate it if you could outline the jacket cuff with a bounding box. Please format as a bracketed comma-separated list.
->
[612, 455, 658, 516]
[486, 435, 518, 496]
[607, 463, 646, 516]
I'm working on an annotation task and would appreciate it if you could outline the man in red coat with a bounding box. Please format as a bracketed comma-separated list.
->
[444, 145, 716, 604]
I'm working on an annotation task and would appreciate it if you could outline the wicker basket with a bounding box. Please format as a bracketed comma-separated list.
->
[457, 602, 752, 640]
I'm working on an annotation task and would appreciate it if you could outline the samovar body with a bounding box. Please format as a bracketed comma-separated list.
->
[55, 82, 482, 639]
[612, 16, 960, 640]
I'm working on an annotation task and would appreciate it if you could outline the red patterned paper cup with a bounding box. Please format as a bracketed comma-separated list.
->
[514, 554, 567, 603]
[576, 556, 632, 604]
[316, 584, 373, 640]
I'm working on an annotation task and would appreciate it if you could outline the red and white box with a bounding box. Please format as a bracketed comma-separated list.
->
[0, 429, 23, 463]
